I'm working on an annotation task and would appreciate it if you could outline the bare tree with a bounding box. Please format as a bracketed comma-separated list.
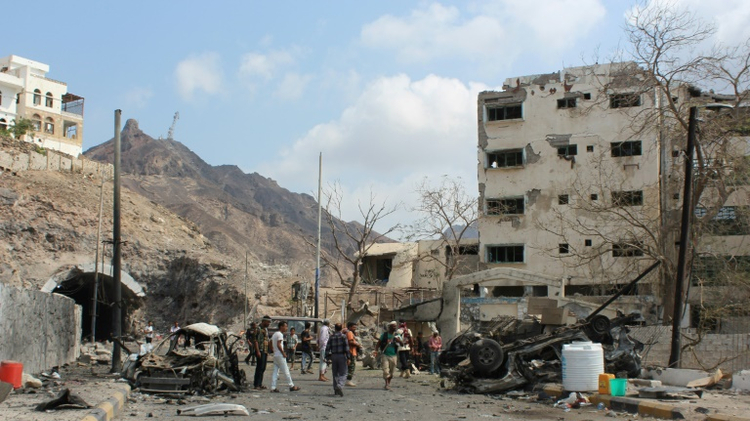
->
[318, 182, 400, 311]
[404, 175, 479, 283]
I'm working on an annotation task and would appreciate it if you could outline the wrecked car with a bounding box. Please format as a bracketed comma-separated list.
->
[123, 323, 246, 394]
[439, 313, 644, 394]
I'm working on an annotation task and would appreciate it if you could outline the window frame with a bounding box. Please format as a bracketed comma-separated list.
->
[43, 117, 54, 134]
[486, 103, 523, 122]
[486, 245, 525, 264]
[557, 144, 578, 156]
[33, 89, 42, 106]
[611, 141, 643, 157]
[557, 98, 577, 109]
[612, 241, 644, 257]
[486, 149, 524, 169]
[486, 197, 525, 216]
[45, 92, 54, 108]
[609, 93, 642, 109]
[612, 190, 644, 207]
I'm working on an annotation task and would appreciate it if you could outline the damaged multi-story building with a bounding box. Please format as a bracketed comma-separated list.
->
[476, 62, 750, 329]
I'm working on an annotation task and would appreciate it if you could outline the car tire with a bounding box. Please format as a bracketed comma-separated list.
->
[590, 315, 611, 335]
[469, 339, 504, 373]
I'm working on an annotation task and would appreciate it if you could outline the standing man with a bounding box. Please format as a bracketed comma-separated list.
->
[270, 321, 301, 393]
[253, 316, 271, 390]
[169, 321, 180, 347]
[325, 323, 350, 396]
[244, 322, 257, 366]
[317, 319, 331, 382]
[345, 322, 361, 387]
[286, 327, 299, 370]
[144, 321, 155, 344]
[299, 322, 313, 374]
[428, 331, 443, 375]
[413, 331, 425, 371]
[377, 321, 400, 390]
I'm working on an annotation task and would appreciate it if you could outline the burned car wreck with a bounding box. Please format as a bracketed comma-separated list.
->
[439, 313, 644, 394]
[123, 323, 246, 394]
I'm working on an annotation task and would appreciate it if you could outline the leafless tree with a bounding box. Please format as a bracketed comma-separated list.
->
[317, 182, 400, 311]
[403, 175, 479, 283]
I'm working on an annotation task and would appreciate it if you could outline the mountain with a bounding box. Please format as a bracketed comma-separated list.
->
[84, 119, 352, 277]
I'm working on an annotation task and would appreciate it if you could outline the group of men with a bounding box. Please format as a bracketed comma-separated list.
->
[244, 317, 445, 395]
[243, 317, 363, 396]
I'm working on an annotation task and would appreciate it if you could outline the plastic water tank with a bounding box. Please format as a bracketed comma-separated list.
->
[562, 342, 604, 391]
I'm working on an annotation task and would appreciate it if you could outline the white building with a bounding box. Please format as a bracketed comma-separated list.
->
[0, 55, 84, 157]
[476, 63, 750, 328]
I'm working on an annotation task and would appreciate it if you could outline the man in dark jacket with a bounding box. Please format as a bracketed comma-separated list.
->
[325, 323, 350, 396]
[253, 316, 271, 389]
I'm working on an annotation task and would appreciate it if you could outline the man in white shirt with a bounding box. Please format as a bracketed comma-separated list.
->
[317, 319, 331, 382]
[270, 321, 300, 393]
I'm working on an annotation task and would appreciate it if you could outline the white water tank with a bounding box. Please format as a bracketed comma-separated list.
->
[562, 341, 604, 391]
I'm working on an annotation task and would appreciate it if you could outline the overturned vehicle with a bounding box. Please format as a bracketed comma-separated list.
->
[439, 313, 644, 394]
[123, 323, 246, 394]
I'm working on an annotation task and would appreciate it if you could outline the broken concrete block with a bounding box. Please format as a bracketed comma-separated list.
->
[22, 373, 43, 389]
[628, 379, 662, 387]
[79, 354, 92, 364]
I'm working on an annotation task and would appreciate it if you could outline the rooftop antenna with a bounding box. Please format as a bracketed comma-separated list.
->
[167, 112, 179, 140]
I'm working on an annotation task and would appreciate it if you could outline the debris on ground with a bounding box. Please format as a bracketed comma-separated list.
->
[176, 403, 250, 416]
[439, 312, 644, 394]
[34, 388, 91, 411]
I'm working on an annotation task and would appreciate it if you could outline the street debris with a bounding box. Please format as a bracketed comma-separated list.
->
[34, 388, 91, 411]
[0, 381, 12, 404]
[176, 403, 250, 416]
[123, 323, 246, 395]
[439, 313, 644, 394]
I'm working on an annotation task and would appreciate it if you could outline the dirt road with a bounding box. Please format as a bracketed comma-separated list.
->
[122, 364, 632, 420]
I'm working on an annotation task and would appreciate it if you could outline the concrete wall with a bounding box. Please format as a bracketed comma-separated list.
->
[0, 143, 113, 177]
[0, 283, 81, 374]
[629, 325, 750, 373]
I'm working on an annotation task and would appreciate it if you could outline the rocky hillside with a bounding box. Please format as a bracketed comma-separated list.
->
[84, 120, 355, 275]
[0, 136, 309, 330]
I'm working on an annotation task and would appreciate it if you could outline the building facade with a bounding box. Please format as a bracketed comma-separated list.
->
[0, 55, 84, 157]
[476, 63, 750, 328]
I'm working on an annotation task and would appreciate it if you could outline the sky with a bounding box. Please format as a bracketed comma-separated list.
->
[5, 0, 750, 236]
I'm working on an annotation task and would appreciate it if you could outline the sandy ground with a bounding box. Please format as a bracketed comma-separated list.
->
[2, 360, 749, 421]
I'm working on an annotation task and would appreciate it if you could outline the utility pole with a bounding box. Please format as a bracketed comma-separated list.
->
[244, 251, 248, 330]
[669, 106, 699, 368]
[111, 110, 123, 372]
[315, 153, 322, 319]
[90, 171, 105, 344]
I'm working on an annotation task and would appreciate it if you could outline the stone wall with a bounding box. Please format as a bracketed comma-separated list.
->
[0, 145, 113, 178]
[629, 325, 750, 373]
[0, 284, 82, 374]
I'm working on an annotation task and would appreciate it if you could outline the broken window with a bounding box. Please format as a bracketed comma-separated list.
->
[487, 245, 524, 263]
[611, 141, 642, 157]
[612, 242, 644, 257]
[487, 149, 523, 168]
[692, 255, 750, 287]
[557, 98, 576, 109]
[487, 103, 523, 121]
[45, 92, 54, 107]
[64, 121, 78, 139]
[609, 93, 641, 108]
[360, 255, 394, 284]
[557, 144, 577, 156]
[612, 190, 643, 206]
[486, 197, 524, 215]
[695, 206, 750, 235]
[33, 89, 41, 105]
[558, 194, 569, 205]
[559, 244, 569, 254]
[44, 117, 54, 134]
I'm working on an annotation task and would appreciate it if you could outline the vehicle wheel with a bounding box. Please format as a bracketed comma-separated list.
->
[590, 315, 611, 334]
[469, 339, 504, 373]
